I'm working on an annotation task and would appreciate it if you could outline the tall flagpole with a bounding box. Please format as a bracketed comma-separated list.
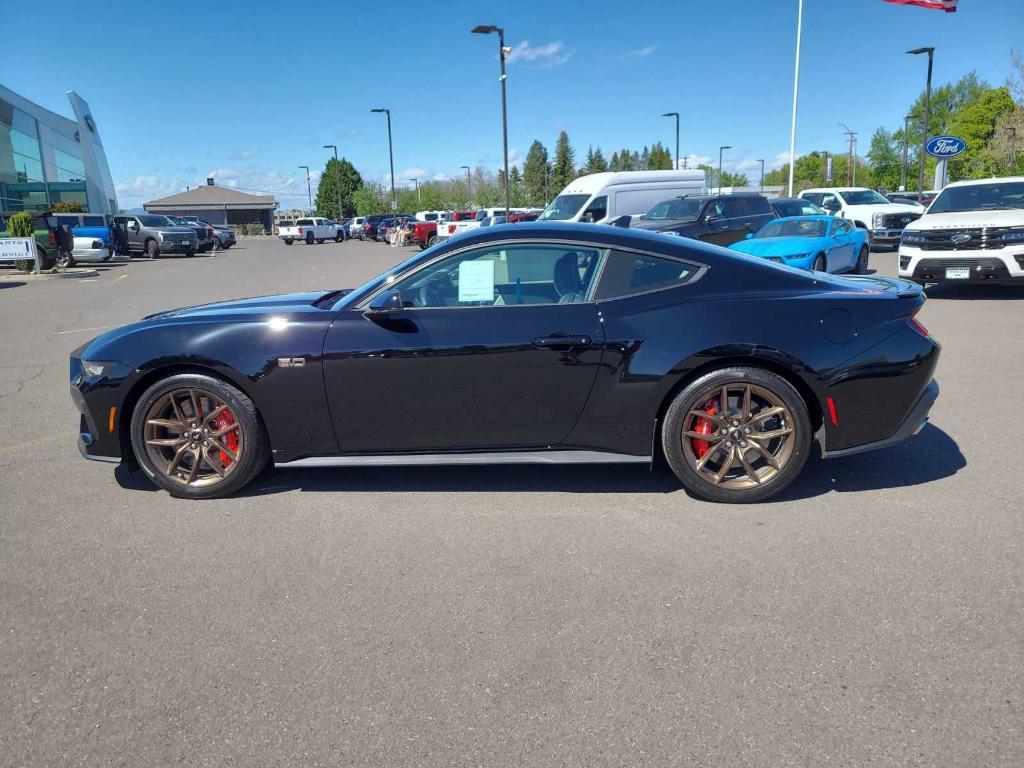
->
[787, 0, 804, 197]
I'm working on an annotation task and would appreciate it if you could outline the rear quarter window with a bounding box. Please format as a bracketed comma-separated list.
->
[594, 250, 703, 300]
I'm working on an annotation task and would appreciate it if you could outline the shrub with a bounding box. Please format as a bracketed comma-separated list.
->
[244, 223, 263, 236]
[5, 211, 36, 273]
[50, 201, 85, 213]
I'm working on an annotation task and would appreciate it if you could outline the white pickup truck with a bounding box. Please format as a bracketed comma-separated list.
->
[434, 208, 532, 244]
[278, 217, 343, 245]
[799, 187, 924, 249]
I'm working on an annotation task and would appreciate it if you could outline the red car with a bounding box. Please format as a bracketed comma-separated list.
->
[412, 211, 476, 249]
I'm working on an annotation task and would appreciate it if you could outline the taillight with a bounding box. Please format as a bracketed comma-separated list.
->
[298, 227, 303, 234]
[49, 231, 57, 246]
[908, 313, 929, 338]
[825, 396, 839, 426]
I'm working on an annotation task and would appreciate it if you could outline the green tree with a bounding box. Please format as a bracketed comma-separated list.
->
[647, 142, 673, 170]
[50, 201, 85, 213]
[946, 86, 1016, 179]
[351, 181, 388, 215]
[866, 127, 901, 191]
[315, 157, 363, 218]
[522, 140, 550, 206]
[550, 131, 576, 194]
[508, 166, 527, 206]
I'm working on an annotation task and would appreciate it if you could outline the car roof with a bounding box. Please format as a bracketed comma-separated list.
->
[768, 215, 834, 223]
[944, 175, 1024, 188]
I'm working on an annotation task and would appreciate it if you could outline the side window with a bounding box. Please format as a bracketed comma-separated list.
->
[83, 215, 104, 226]
[802, 193, 822, 205]
[703, 200, 726, 220]
[820, 194, 839, 211]
[594, 251, 701, 300]
[721, 198, 746, 219]
[583, 195, 607, 222]
[388, 242, 605, 308]
[833, 220, 851, 235]
[746, 196, 772, 214]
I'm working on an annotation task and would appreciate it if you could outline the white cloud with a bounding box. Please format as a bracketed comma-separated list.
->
[506, 40, 571, 67]
[623, 45, 657, 58]
[229, 146, 260, 161]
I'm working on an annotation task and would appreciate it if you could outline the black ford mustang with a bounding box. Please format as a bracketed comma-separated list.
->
[70, 222, 940, 503]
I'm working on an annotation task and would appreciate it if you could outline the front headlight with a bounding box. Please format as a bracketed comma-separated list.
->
[901, 230, 926, 245]
[783, 252, 811, 261]
[1000, 229, 1024, 243]
[872, 213, 885, 228]
[82, 360, 116, 377]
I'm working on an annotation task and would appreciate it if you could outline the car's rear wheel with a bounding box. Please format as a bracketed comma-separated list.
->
[56, 251, 76, 268]
[305, 233, 314, 245]
[662, 367, 811, 503]
[130, 374, 268, 499]
[335, 233, 343, 242]
[853, 245, 869, 274]
[812, 253, 826, 272]
[427, 235, 438, 247]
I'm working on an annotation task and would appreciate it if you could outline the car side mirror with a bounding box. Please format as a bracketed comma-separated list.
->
[366, 289, 405, 314]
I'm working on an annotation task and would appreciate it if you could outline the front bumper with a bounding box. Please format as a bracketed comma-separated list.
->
[898, 246, 1024, 284]
[870, 227, 906, 245]
[70, 355, 138, 463]
[822, 380, 938, 459]
[158, 239, 198, 254]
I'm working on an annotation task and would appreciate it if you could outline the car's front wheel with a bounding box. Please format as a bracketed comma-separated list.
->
[305, 233, 314, 245]
[661, 367, 811, 503]
[146, 240, 160, 259]
[130, 373, 269, 499]
[812, 253, 826, 272]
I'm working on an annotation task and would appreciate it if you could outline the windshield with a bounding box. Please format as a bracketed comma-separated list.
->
[928, 182, 1024, 213]
[539, 194, 590, 221]
[334, 248, 437, 309]
[758, 219, 828, 238]
[139, 215, 173, 226]
[839, 189, 890, 206]
[643, 198, 705, 221]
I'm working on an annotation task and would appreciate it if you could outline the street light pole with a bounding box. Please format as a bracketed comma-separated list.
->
[461, 165, 472, 206]
[371, 108, 396, 213]
[757, 159, 765, 193]
[718, 146, 731, 192]
[908, 47, 935, 195]
[298, 165, 312, 211]
[838, 123, 856, 186]
[322, 144, 342, 221]
[472, 24, 511, 216]
[410, 177, 420, 207]
[662, 112, 680, 169]
[787, 0, 804, 197]
[900, 113, 919, 192]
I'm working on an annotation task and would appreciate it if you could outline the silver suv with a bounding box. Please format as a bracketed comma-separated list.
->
[112, 214, 198, 258]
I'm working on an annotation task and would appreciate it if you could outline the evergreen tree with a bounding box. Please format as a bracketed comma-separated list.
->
[640, 145, 651, 170]
[315, 157, 362, 218]
[550, 131, 576, 194]
[591, 147, 608, 172]
[523, 140, 550, 207]
[609, 151, 621, 171]
[508, 166, 527, 206]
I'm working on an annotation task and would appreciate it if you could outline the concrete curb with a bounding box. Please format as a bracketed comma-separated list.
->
[1, 267, 100, 281]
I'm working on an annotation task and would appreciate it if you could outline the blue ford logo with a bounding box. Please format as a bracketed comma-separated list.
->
[926, 135, 966, 158]
[950, 233, 971, 243]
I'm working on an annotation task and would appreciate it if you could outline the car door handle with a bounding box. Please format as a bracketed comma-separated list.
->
[532, 334, 592, 349]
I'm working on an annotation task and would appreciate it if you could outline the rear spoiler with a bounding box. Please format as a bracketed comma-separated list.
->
[841, 275, 923, 298]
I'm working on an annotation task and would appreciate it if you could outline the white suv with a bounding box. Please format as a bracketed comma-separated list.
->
[800, 187, 923, 249]
[898, 176, 1024, 286]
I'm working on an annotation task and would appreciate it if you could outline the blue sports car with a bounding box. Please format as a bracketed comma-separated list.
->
[729, 215, 869, 274]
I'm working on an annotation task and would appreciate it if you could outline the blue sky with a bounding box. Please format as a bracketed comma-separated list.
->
[7, 0, 1022, 208]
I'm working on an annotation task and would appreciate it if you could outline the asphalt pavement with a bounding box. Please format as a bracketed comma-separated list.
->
[1, 237, 1021, 767]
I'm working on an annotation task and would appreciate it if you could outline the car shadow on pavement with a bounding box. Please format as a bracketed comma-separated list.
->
[0, 281, 26, 288]
[768, 423, 964, 503]
[925, 284, 1024, 301]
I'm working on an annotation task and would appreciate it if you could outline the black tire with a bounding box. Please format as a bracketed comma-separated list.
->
[661, 366, 812, 504]
[214, 236, 223, 249]
[427, 235, 438, 248]
[130, 373, 269, 499]
[284, 237, 293, 245]
[57, 251, 76, 268]
[853, 245, 869, 274]
[146, 239, 160, 259]
[102, 251, 113, 262]
[305, 233, 314, 245]
[335, 232, 343, 242]
[812, 253, 826, 272]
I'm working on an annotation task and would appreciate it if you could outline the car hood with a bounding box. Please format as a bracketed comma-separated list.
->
[730, 236, 827, 256]
[906, 209, 1024, 230]
[142, 290, 347, 320]
[845, 202, 924, 214]
[155, 226, 199, 235]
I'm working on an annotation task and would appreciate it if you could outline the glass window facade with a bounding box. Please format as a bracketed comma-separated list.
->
[0, 90, 111, 214]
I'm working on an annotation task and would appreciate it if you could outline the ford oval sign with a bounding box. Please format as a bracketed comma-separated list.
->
[926, 135, 966, 158]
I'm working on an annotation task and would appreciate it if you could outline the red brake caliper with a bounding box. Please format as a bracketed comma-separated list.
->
[691, 397, 718, 459]
[214, 404, 238, 467]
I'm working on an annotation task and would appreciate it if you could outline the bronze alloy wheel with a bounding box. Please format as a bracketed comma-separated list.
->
[142, 387, 243, 488]
[680, 382, 795, 490]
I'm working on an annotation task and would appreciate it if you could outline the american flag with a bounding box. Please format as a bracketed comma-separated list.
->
[882, 0, 958, 11]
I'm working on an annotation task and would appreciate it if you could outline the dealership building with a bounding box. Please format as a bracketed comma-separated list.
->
[144, 180, 278, 232]
[0, 84, 118, 215]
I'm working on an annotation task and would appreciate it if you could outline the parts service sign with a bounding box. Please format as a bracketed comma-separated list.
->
[926, 136, 967, 158]
[0, 237, 35, 260]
